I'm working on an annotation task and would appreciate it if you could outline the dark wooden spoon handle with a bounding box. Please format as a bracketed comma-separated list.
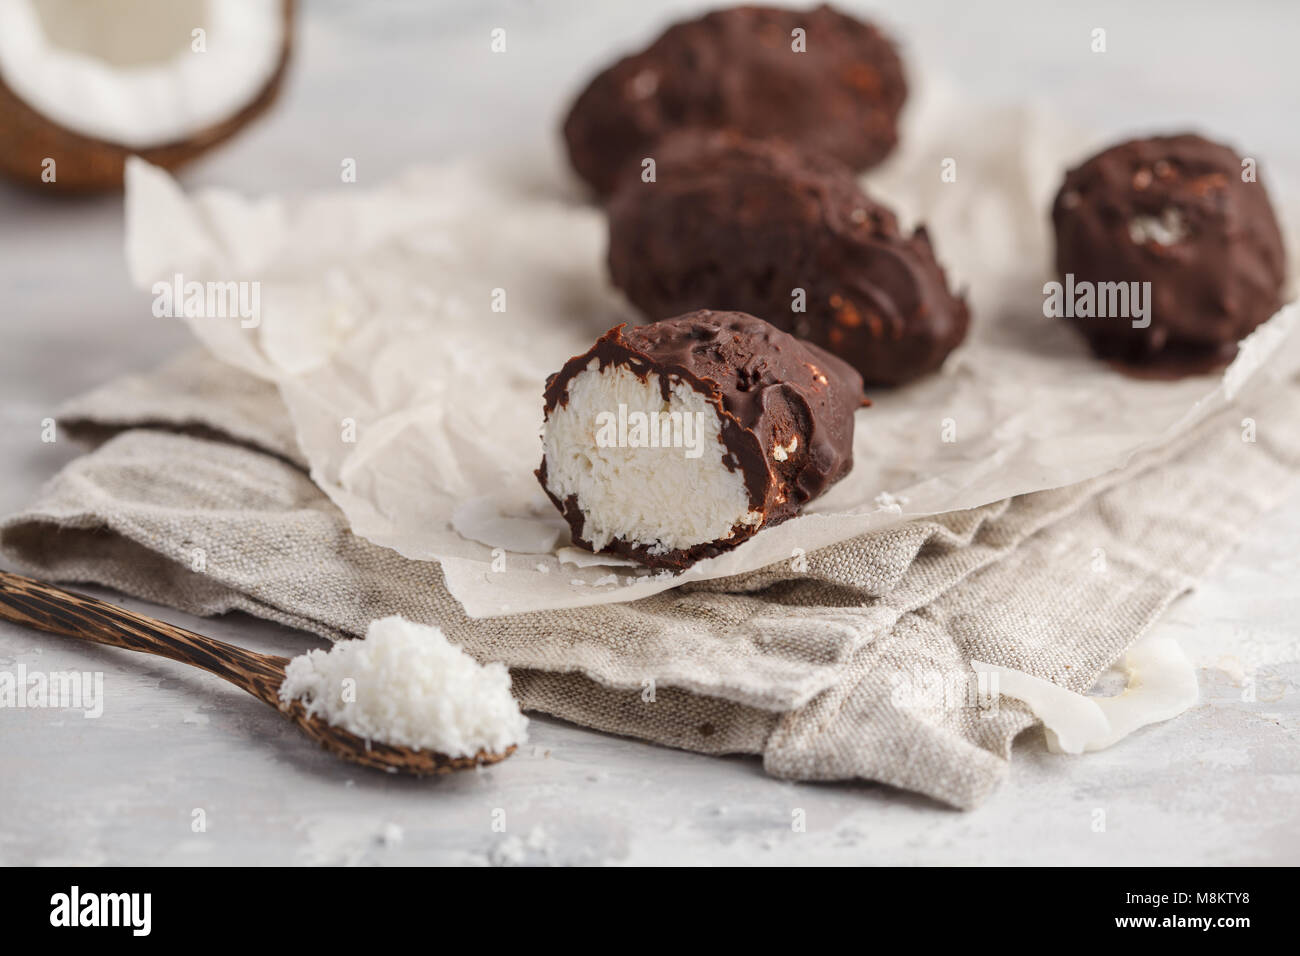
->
[0, 570, 287, 705]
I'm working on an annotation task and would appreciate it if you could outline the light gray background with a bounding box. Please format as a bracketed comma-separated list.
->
[1, 0, 1297, 865]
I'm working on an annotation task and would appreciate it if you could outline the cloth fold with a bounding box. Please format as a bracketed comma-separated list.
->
[4, 350, 1299, 808]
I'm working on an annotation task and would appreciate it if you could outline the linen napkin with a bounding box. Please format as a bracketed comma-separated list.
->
[3, 349, 1298, 807]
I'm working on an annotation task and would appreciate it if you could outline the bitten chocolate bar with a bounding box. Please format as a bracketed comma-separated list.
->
[536, 310, 865, 570]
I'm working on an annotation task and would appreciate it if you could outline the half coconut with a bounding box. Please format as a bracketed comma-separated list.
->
[0, 0, 292, 191]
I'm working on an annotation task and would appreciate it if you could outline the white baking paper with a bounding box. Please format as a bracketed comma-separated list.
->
[123, 85, 1300, 618]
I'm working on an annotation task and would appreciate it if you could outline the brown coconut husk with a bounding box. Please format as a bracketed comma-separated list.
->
[0, 0, 294, 193]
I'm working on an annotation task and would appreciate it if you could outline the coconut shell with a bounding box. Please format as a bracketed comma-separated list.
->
[0, 0, 294, 193]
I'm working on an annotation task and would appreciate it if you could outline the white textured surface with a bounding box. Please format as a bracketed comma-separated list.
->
[1, 0, 1298, 864]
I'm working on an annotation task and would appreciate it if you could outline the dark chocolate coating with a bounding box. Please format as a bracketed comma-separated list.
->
[1052, 133, 1287, 374]
[562, 3, 907, 197]
[537, 310, 865, 569]
[606, 131, 970, 386]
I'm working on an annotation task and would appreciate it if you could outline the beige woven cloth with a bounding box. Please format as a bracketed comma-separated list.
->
[4, 350, 1300, 807]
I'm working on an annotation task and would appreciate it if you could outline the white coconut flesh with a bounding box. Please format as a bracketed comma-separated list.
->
[0, 0, 284, 148]
[542, 360, 763, 555]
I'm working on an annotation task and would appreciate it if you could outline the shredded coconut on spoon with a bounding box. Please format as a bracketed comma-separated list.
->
[278, 615, 527, 757]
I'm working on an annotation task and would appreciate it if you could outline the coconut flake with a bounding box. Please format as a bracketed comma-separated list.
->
[970, 633, 1198, 754]
[278, 615, 527, 757]
[1128, 207, 1189, 246]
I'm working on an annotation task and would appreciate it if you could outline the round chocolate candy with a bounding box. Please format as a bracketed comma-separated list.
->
[563, 3, 907, 197]
[606, 131, 969, 387]
[1052, 133, 1287, 375]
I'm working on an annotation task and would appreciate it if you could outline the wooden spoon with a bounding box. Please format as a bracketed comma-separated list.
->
[0, 571, 515, 775]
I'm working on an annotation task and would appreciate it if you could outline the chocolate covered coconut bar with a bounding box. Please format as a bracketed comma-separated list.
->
[536, 310, 865, 570]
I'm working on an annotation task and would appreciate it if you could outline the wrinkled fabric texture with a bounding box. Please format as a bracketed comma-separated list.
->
[4, 350, 1299, 808]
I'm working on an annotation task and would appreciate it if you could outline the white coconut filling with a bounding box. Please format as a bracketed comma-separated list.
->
[1128, 207, 1188, 246]
[0, 0, 284, 148]
[542, 360, 761, 554]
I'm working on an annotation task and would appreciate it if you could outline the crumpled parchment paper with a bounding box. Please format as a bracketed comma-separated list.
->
[123, 82, 1300, 617]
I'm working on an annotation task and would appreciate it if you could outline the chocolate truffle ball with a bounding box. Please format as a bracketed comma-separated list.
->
[1052, 133, 1287, 374]
[606, 131, 970, 387]
[536, 310, 864, 570]
[562, 3, 907, 197]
